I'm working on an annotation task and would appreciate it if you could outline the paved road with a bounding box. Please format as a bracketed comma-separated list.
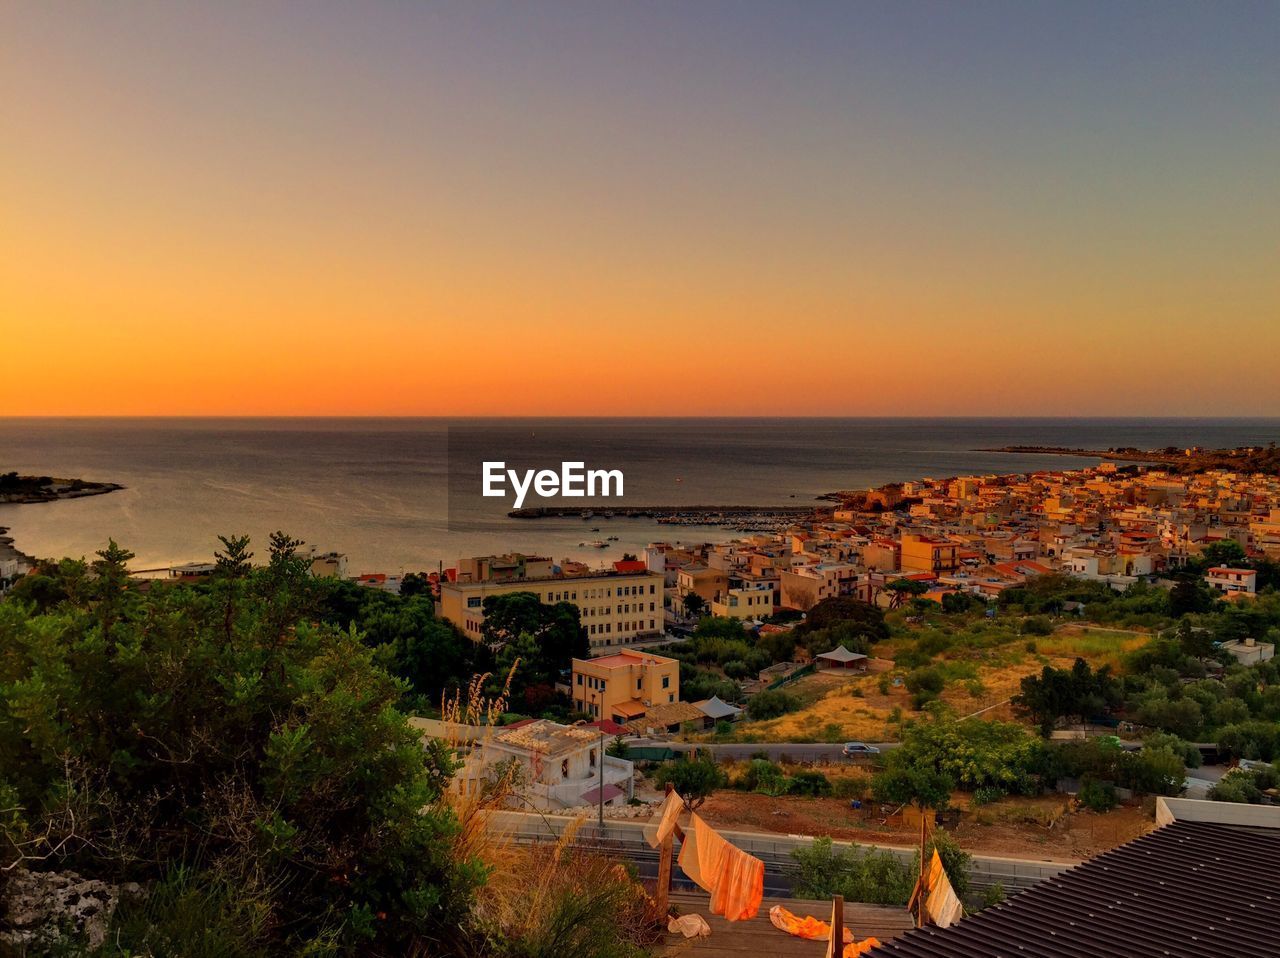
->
[628, 739, 899, 762]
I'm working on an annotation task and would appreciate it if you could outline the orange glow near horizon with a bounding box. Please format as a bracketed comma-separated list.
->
[3, 4, 1278, 417]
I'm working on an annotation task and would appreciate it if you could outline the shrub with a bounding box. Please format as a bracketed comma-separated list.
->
[788, 771, 833, 797]
[791, 838, 913, 906]
[1023, 616, 1053, 636]
[745, 688, 801, 721]
[736, 759, 787, 795]
[972, 786, 1005, 806]
[981, 882, 1007, 910]
[0, 537, 478, 954]
[1079, 777, 1118, 812]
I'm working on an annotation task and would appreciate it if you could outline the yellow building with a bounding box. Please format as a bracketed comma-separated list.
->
[571, 650, 679, 723]
[710, 586, 774, 620]
[900, 534, 959, 574]
[676, 564, 729, 603]
[439, 567, 665, 653]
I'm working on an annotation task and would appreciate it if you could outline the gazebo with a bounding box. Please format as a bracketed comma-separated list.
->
[815, 645, 869, 671]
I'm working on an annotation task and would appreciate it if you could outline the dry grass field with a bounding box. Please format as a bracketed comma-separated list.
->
[721, 621, 1153, 743]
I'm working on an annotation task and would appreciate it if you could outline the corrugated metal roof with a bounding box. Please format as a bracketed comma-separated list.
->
[867, 820, 1280, 958]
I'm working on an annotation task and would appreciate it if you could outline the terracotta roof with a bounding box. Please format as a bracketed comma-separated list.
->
[623, 701, 705, 733]
[610, 699, 649, 719]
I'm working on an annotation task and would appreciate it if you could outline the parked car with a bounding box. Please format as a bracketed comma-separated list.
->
[842, 742, 880, 758]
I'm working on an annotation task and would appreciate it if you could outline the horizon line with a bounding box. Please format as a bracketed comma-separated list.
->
[3, 414, 1280, 422]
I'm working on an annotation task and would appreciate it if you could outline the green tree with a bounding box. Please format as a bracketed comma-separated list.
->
[884, 578, 929, 610]
[1013, 659, 1120, 736]
[1170, 579, 1216, 617]
[1200, 540, 1247, 569]
[797, 596, 890, 644]
[481, 592, 587, 699]
[744, 688, 801, 721]
[682, 592, 707, 618]
[655, 754, 726, 810]
[0, 535, 480, 954]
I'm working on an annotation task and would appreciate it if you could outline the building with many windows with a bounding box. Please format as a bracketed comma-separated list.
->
[438, 561, 665, 653]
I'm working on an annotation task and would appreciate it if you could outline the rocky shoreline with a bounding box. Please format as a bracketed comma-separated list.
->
[1, 473, 124, 505]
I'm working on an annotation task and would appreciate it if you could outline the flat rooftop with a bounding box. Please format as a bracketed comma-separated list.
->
[584, 651, 674, 669]
[493, 720, 599, 756]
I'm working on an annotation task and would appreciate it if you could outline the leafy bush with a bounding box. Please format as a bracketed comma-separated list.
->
[1079, 777, 1118, 811]
[1023, 616, 1053, 636]
[1208, 763, 1280, 804]
[791, 838, 914, 906]
[0, 537, 480, 954]
[981, 882, 1007, 910]
[787, 771, 833, 797]
[905, 667, 945, 709]
[972, 786, 1005, 806]
[745, 688, 802, 721]
[736, 759, 788, 795]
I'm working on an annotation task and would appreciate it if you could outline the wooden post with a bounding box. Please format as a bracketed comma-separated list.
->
[830, 894, 844, 958]
[918, 808, 932, 928]
[655, 782, 674, 918]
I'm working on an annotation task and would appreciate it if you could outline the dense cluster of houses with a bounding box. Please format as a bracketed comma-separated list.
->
[648, 464, 1280, 618]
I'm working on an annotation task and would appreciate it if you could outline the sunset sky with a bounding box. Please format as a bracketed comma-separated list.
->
[3, 2, 1278, 416]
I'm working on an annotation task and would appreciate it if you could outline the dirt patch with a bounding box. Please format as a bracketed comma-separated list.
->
[697, 788, 1153, 862]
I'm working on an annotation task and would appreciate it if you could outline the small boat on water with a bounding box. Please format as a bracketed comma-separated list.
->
[591, 527, 600, 532]
[606, 535, 619, 541]
[589, 540, 608, 549]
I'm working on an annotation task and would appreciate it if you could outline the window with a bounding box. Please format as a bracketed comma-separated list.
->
[467, 597, 482, 608]
[662, 676, 670, 689]
[576, 674, 583, 685]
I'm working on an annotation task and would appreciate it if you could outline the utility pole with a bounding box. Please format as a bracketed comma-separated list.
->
[591, 691, 605, 831]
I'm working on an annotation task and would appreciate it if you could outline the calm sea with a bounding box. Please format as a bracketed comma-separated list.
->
[2, 418, 1277, 573]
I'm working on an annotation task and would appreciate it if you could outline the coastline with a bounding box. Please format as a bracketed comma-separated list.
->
[0, 526, 39, 572]
[0, 477, 123, 575]
[981, 444, 1280, 476]
[0, 477, 124, 505]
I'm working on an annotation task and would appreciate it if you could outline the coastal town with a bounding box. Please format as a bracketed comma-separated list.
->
[4, 451, 1280, 953]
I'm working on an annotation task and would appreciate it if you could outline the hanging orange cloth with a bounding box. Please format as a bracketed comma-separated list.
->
[645, 789, 684, 849]
[923, 849, 964, 928]
[677, 813, 764, 921]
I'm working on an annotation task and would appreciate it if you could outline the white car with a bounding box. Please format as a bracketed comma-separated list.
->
[842, 742, 881, 758]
